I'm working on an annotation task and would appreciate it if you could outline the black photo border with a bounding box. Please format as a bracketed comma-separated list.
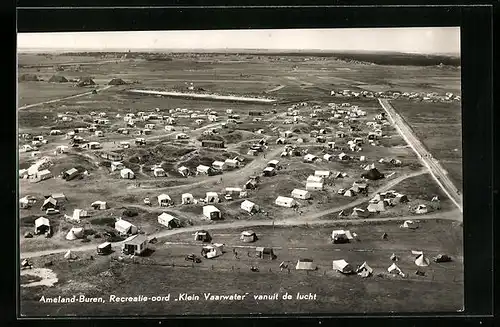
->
[8, 3, 496, 326]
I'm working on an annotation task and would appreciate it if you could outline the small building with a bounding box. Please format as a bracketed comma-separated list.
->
[114, 219, 138, 235]
[120, 168, 135, 179]
[212, 161, 226, 171]
[307, 175, 323, 183]
[34, 217, 51, 235]
[314, 170, 330, 178]
[122, 234, 148, 255]
[240, 231, 258, 243]
[224, 158, 239, 168]
[295, 259, 316, 270]
[91, 201, 107, 210]
[275, 196, 297, 208]
[255, 247, 276, 260]
[158, 194, 173, 207]
[291, 189, 311, 200]
[158, 213, 180, 229]
[194, 230, 212, 242]
[201, 139, 225, 148]
[306, 181, 324, 191]
[203, 205, 221, 220]
[241, 200, 259, 213]
[181, 193, 194, 205]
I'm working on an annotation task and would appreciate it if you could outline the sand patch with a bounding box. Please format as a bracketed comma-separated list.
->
[21, 268, 58, 287]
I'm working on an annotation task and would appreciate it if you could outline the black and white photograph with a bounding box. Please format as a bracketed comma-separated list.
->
[17, 27, 464, 316]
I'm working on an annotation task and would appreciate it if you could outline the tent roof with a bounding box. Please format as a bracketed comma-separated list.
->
[35, 217, 50, 227]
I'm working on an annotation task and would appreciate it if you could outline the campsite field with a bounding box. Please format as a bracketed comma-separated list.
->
[18, 51, 462, 316]
[19, 219, 463, 316]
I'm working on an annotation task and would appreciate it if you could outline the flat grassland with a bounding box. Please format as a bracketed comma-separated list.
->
[391, 100, 462, 190]
[20, 219, 462, 316]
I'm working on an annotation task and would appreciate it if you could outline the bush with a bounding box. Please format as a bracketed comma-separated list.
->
[20, 215, 38, 227]
[122, 209, 138, 217]
[90, 217, 116, 227]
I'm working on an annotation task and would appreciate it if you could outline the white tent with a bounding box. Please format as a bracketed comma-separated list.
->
[91, 201, 107, 210]
[158, 194, 172, 206]
[205, 192, 219, 203]
[307, 175, 323, 183]
[66, 227, 84, 240]
[202, 243, 224, 259]
[291, 189, 311, 200]
[306, 181, 323, 191]
[115, 219, 138, 235]
[331, 230, 353, 242]
[275, 196, 296, 208]
[241, 200, 258, 213]
[120, 168, 135, 179]
[415, 204, 428, 214]
[64, 250, 77, 260]
[203, 205, 221, 220]
[158, 213, 180, 228]
[295, 259, 316, 270]
[400, 220, 418, 229]
[388, 263, 405, 276]
[415, 253, 430, 267]
[72, 209, 88, 221]
[332, 259, 354, 274]
[181, 193, 194, 204]
[356, 262, 373, 278]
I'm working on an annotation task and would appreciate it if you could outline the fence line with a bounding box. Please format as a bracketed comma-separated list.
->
[112, 257, 464, 283]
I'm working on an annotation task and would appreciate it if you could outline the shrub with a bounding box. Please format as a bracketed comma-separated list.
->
[122, 209, 138, 217]
[20, 215, 38, 227]
[90, 217, 115, 227]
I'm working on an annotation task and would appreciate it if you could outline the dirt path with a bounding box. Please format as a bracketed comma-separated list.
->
[18, 85, 114, 110]
[19, 209, 461, 259]
[378, 99, 462, 212]
[265, 85, 286, 93]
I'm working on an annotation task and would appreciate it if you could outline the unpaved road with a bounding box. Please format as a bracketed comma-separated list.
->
[378, 99, 463, 212]
[20, 209, 461, 259]
[18, 86, 114, 110]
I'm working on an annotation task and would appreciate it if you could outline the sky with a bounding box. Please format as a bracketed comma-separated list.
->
[17, 27, 460, 55]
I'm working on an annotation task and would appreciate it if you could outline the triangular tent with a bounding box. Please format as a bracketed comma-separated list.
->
[64, 250, 76, 259]
[361, 168, 384, 180]
[48, 75, 68, 83]
[415, 253, 430, 267]
[108, 78, 127, 85]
